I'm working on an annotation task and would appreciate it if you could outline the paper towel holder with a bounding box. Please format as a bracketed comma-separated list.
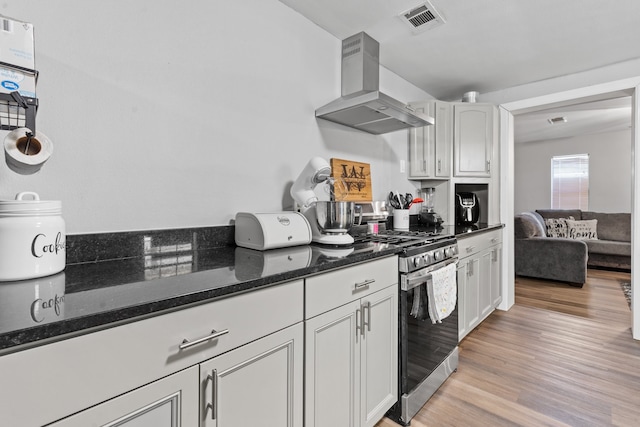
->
[0, 91, 38, 134]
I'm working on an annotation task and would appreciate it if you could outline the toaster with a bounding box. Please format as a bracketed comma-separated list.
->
[235, 212, 312, 250]
[455, 192, 480, 225]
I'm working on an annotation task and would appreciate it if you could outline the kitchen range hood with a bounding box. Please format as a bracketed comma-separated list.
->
[316, 32, 434, 135]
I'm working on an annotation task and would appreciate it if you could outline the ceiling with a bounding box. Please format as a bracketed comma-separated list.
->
[279, 0, 639, 141]
[514, 96, 632, 144]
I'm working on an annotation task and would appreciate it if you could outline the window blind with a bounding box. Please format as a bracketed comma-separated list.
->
[551, 154, 589, 210]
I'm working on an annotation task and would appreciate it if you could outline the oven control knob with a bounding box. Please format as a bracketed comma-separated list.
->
[445, 247, 453, 257]
[434, 250, 443, 261]
[423, 253, 431, 264]
[413, 257, 421, 268]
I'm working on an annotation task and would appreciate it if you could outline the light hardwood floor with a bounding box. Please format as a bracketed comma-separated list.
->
[376, 269, 640, 427]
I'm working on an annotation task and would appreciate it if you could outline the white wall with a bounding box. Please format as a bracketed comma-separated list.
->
[0, 0, 432, 234]
[514, 128, 632, 214]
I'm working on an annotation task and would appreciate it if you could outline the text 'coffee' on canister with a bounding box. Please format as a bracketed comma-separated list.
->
[0, 192, 65, 281]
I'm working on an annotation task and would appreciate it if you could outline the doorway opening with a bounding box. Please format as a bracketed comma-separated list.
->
[499, 80, 639, 340]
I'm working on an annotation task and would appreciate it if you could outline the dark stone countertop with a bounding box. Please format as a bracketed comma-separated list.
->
[0, 226, 400, 354]
[0, 222, 503, 355]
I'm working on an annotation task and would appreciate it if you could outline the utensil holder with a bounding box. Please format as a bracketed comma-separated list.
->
[393, 209, 409, 230]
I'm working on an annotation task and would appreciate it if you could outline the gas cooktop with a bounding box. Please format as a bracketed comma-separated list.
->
[352, 227, 454, 248]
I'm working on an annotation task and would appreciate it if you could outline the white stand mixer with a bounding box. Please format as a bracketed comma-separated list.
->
[290, 157, 358, 245]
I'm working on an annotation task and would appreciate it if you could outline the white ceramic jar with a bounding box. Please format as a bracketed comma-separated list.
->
[0, 192, 66, 281]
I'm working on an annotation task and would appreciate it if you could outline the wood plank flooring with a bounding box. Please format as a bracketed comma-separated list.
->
[376, 269, 640, 427]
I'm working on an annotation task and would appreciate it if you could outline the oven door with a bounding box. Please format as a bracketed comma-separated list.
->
[398, 258, 459, 419]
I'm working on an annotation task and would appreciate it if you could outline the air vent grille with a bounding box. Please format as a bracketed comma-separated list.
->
[399, 2, 445, 33]
[342, 37, 361, 59]
[405, 6, 436, 28]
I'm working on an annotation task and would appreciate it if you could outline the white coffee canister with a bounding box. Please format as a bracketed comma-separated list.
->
[0, 192, 66, 281]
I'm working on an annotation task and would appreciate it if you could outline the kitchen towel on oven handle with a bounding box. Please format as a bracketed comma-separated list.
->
[426, 262, 457, 324]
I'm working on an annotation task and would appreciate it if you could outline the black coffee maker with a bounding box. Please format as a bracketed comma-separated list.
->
[455, 192, 480, 225]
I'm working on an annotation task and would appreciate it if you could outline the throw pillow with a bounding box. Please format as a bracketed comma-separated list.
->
[544, 216, 574, 238]
[566, 219, 598, 240]
[520, 212, 546, 237]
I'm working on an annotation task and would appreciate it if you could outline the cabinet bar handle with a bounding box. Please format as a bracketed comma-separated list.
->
[356, 308, 362, 336]
[208, 370, 218, 420]
[465, 246, 475, 253]
[354, 279, 375, 290]
[179, 329, 229, 350]
[422, 160, 427, 172]
[487, 160, 491, 172]
[363, 301, 371, 333]
[491, 238, 498, 243]
[437, 159, 441, 173]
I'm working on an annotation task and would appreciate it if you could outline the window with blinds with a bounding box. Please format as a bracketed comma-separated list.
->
[551, 154, 589, 210]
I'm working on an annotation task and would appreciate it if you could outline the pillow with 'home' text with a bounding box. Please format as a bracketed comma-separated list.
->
[544, 216, 574, 238]
[565, 219, 598, 240]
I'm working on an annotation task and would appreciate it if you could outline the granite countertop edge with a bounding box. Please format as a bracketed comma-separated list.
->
[0, 223, 503, 355]
[0, 245, 399, 355]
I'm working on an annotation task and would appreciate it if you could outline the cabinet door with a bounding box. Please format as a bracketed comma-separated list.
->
[305, 301, 362, 427]
[454, 104, 493, 177]
[50, 366, 199, 427]
[464, 257, 481, 335]
[409, 104, 434, 178]
[457, 262, 468, 341]
[200, 323, 303, 427]
[360, 286, 398, 427]
[408, 102, 452, 179]
[433, 101, 452, 177]
[491, 245, 503, 307]
[479, 249, 493, 319]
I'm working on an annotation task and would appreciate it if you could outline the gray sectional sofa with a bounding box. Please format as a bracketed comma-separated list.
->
[514, 209, 631, 286]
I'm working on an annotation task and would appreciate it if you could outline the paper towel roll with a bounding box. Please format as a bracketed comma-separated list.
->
[4, 128, 53, 174]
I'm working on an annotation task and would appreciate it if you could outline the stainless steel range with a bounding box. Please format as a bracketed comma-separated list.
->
[355, 228, 459, 426]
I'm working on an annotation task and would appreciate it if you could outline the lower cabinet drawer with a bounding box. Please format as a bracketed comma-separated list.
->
[458, 228, 503, 258]
[305, 256, 398, 319]
[0, 279, 303, 427]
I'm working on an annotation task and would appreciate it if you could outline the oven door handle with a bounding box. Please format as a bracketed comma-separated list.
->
[401, 258, 458, 291]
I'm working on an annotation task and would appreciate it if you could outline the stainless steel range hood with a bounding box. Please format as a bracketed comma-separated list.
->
[316, 32, 434, 135]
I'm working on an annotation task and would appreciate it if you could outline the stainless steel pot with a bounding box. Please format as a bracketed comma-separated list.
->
[314, 201, 362, 234]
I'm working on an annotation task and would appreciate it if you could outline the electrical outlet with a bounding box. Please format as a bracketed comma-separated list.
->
[400, 160, 406, 173]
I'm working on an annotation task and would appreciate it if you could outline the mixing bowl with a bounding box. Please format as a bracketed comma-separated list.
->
[314, 201, 361, 234]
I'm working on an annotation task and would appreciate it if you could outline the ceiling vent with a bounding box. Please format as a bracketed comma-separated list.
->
[399, 2, 446, 34]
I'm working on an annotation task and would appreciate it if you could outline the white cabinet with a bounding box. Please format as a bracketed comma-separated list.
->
[457, 256, 480, 339]
[409, 101, 452, 179]
[490, 244, 503, 308]
[0, 280, 304, 427]
[304, 256, 398, 427]
[50, 366, 200, 427]
[409, 101, 497, 180]
[453, 103, 496, 178]
[199, 323, 303, 427]
[457, 229, 503, 340]
[53, 323, 303, 427]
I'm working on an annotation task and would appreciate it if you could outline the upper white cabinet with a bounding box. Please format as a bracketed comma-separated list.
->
[409, 101, 497, 180]
[454, 103, 496, 177]
[409, 101, 452, 179]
